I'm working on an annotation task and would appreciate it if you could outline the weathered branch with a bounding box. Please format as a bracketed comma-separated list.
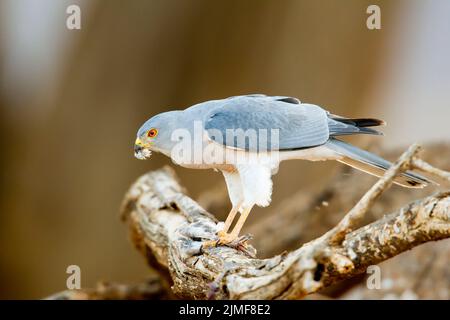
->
[120, 150, 450, 299]
[325, 144, 421, 244]
[413, 158, 450, 183]
[246, 143, 450, 258]
[45, 276, 171, 300]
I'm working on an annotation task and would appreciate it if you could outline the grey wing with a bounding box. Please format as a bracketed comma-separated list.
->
[226, 94, 301, 105]
[204, 97, 329, 151]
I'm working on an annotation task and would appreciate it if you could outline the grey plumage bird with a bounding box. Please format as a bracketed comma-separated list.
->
[134, 94, 430, 245]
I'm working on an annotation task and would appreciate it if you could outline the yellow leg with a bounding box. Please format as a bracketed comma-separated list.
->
[216, 205, 253, 244]
[228, 205, 253, 238]
[218, 205, 240, 235]
[203, 205, 253, 248]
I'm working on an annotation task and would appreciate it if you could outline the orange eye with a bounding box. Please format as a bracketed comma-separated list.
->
[147, 128, 158, 138]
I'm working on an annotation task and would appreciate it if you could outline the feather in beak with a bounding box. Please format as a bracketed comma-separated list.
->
[134, 138, 152, 160]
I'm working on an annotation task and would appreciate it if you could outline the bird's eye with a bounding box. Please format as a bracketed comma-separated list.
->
[147, 128, 158, 138]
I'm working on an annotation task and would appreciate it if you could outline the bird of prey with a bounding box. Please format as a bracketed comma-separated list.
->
[134, 94, 430, 245]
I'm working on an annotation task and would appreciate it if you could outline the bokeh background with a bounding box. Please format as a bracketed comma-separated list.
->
[0, 0, 449, 299]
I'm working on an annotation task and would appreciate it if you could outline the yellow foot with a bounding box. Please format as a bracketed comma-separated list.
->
[217, 232, 238, 245]
[201, 232, 239, 249]
[202, 239, 219, 249]
[201, 233, 255, 257]
[217, 230, 227, 238]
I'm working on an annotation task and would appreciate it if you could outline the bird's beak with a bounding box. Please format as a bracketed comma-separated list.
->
[134, 138, 152, 160]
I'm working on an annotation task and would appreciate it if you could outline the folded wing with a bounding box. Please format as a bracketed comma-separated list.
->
[205, 97, 329, 151]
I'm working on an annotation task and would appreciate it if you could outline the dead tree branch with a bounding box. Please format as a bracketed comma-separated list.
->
[413, 158, 450, 183]
[46, 276, 170, 300]
[120, 146, 450, 299]
[247, 143, 450, 258]
[324, 144, 421, 244]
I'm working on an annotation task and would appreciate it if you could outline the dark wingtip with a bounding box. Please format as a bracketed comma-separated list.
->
[331, 116, 387, 128]
[353, 118, 386, 127]
[276, 97, 301, 104]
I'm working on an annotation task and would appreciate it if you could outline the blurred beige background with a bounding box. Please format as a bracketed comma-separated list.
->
[0, 0, 449, 299]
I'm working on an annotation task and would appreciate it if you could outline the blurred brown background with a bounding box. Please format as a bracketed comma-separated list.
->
[0, 0, 449, 299]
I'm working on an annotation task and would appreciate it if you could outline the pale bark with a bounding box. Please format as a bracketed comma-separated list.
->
[46, 276, 171, 300]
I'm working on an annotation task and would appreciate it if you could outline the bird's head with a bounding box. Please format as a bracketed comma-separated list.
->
[134, 111, 181, 160]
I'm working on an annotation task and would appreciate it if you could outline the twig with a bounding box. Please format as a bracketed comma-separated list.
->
[324, 144, 421, 244]
[412, 158, 450, 183]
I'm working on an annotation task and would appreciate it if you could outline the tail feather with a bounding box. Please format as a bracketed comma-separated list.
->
[326, 138, 433, 188]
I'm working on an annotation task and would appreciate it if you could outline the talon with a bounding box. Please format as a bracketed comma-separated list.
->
[201, 232, 238, 249]
[201, 233, 255, 257]
[217, 233, 238, 245]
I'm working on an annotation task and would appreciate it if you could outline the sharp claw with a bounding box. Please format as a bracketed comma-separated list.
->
[201, 233, 255, 257]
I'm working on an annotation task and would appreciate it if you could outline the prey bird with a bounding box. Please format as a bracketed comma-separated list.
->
[134, 94, 430, 246]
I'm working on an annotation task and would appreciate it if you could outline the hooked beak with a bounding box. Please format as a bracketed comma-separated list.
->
[134, 138, 152, 160]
